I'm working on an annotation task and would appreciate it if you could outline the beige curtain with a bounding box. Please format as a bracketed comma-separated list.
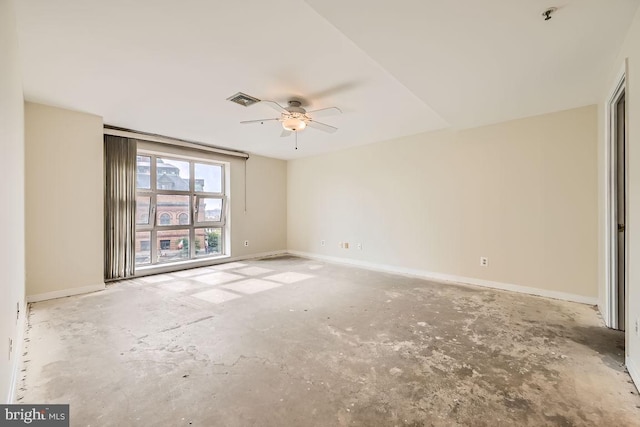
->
[104, 135, 137, 280]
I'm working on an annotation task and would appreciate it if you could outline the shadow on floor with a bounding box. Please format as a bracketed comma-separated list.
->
[567, 325, 625, 368]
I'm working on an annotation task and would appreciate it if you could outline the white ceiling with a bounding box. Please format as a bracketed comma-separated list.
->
[15, 0, 639, 160]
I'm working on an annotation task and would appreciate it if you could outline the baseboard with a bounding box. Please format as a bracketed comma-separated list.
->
[627, 356, 640, 391]
[230, 250, 289, 262]
[26, 283, 106, 303]
[288, 250, 598, 305]
[6, 296, 26, 403]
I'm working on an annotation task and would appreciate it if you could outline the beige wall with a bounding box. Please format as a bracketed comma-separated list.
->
[0, 0, 26, 402]
[599, 7, 640, 385]
[25, 103, 286, 293]
[231, 154, 287, 256]
[25, 102, 104, 298]
[288, 105, 598, 300]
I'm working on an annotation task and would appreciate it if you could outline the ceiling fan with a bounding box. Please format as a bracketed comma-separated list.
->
[240, 100, 342, 138]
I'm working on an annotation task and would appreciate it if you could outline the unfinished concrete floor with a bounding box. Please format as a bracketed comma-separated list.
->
[19, 256, 640, 426]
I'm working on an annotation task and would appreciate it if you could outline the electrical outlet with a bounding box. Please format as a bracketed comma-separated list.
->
[243, 240, 249, 247]
[321, 240, 325, 246]
[357, 243, 362, 250]
[480, 257, 488, 267]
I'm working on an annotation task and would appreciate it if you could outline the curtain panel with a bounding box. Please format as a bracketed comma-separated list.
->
[104, 135, 137, 280]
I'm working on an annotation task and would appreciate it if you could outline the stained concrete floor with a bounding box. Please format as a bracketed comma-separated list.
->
[19, 256, 640, 426]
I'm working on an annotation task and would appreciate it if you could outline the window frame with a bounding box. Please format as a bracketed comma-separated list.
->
[135, 151, 228, 265]
[194, 195, 226, 227]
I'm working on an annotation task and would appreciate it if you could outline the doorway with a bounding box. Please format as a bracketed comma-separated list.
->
[615, 92, 626, 330]
[607, 71, 627, 331]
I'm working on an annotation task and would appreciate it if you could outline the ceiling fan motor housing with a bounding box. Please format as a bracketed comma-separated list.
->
[286, 100, 306, 114]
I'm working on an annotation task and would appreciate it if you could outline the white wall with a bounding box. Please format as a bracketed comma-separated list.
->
[288, 105, 598, 302]
[599, 7, 640, 387]
[25, 102, 105, 299]
[0, 0, 26, 402]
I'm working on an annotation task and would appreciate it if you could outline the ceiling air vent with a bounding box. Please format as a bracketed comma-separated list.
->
[227, 92, 261, 107]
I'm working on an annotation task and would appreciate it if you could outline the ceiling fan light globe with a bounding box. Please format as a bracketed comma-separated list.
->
[282, 117, 306, 131]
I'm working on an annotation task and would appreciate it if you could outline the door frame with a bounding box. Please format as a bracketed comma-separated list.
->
[604, 63, 628, 330]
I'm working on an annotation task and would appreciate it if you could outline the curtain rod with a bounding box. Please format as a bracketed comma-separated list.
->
[104, 125, 250, 159]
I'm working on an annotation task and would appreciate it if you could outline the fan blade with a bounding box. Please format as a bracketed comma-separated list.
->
[307, 120, 338, 133]
[280, 129, 292, 138]
[240, 118, 280, 124]
[308, 81, 361, 100]
[307, 107, 342, 118]
[260, 100, 288, 114]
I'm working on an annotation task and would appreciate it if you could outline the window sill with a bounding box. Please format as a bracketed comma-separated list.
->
[133, 254, 231, 278]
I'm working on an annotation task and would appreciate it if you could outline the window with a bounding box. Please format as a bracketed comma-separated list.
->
[159, 213, 171, 225]
[136, 195, 151, 226]
[135, 231, 151, 265]
[197, 227, 222, 256]
[195, 197, 223, 223]
[135, 152, 227, 266]
[136, 155, 151, 190]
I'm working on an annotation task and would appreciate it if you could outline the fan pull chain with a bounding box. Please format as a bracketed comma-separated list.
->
[295, 131, 298, 150]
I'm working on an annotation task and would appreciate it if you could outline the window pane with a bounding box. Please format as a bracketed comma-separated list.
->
[157, 158, 190, 191]
[196, 228, 222, 257]
[195, 163, 222, 193]
[196, 198, 223, 223]
[136, 156, 151, 190]
[136, 195, 151, 225]
[157, 195, 190, 226]
[157, 229, 190, 263]
[135, 231, 151, 265]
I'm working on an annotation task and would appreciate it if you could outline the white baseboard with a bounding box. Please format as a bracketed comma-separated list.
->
[230, 250, 289, 262]
[6, 296, 26, 403]
[26, 250, 596, 306]
[627, 356, 640, 391]
[26, 283, 106, 303]
[288, 250, 598, 305]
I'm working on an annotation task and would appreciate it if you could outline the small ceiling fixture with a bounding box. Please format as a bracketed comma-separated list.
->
[542, 7, 557, 21]
[282, 116, 307, 131]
